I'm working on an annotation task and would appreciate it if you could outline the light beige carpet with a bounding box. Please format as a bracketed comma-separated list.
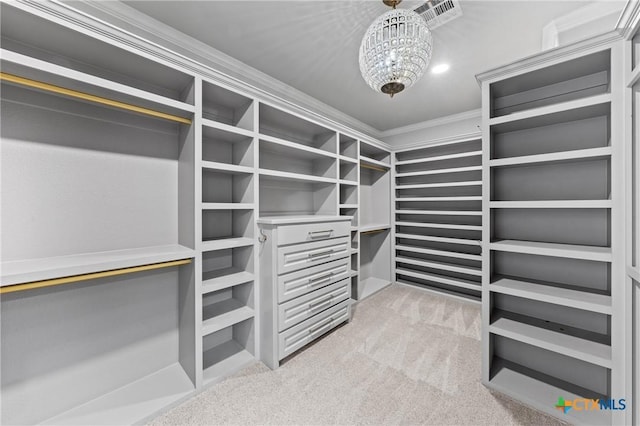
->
[149, 284, 565, 425]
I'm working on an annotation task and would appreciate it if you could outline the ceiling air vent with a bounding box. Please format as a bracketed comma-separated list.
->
[414, 0, 462, 29]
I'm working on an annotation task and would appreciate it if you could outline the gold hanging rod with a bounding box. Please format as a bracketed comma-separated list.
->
[361, 228, 389, 235]
[0, 258, 192, 294]
[360, 162, 389, 173]
[0, 72, 192, 125]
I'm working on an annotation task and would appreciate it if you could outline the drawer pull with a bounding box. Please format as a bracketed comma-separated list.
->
[308, 250, 334, 260]
[309, 295, 333, 310]
[308, 230, 333, 239]
[308, 273, 333, 286]
[308, 317, 333, 335]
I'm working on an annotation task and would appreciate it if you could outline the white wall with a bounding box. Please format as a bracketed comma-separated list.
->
[381, 109, 481, 150]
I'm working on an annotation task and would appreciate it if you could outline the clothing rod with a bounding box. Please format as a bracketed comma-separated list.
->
[0, 72, 192, 125]
[0, 258, 193, 294]
[360, 162, 389, 172]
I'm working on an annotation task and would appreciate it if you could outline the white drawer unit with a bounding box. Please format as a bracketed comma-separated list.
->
[279, 299, 350, 359]
[258, 216, 352, 369]
[277, 237, 349, 274]
[277, 221, 350, 246]
[278, 258, 350, 303]
[278, 278, 350, 332]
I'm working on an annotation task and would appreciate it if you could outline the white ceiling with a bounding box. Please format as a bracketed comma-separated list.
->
[123, 0, 617, 132]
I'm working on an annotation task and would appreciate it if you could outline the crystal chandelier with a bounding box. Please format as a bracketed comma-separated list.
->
[359, 0, 433, 97]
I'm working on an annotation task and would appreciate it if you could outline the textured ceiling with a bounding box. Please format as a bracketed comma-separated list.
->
[124, 0, 610, 131]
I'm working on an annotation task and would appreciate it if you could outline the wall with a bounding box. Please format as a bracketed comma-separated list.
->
[380, 109, 481, 150]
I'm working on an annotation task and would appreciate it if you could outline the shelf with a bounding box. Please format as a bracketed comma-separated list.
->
[396, 267, 480, 292]
[490, 277, 611, 315]
[202, 237, 254, 252]
[41, 363, 193, 425]
[489, 200, 612, 209]
[202, 341, 255, 384]
[359, 277, 391, 300]
[395, 181, 482, 190]
[260, 134, 336, 160]
[396, 256, 481, 276]
[395, 165, 482, 178]
[395, 244, 482, 261]
[395, 233, 480, 246]
[360, 156, 390, 170]
[202, 300, 254, 337]
[628, 65, 640, 87]
[339, 155, 358, 164]
[395, 150, 482, 166]
[490, 240, 612, 262]
[1, 245, 194, 287]
[488, 359, 611, 426]
[202, 118, 254, 139]
[257, 215, 349, 225]
[202, 203, 254, 210]
[395, 210, 482, 216]
[202, 268, 254, 294]
[1, 49, 194, 122]
[488, 94, 611, 133]
[351, 270, 359, 277]
[339, 179, 358, 186]
[258, 169, 335, 184]
[360, 224, 391, 233]
[489, 314, 611, 368]
[339, 204, 358, 209]
[396, 222, 482, 231]
[489, 147, 611, 168]
[398, 196, 482, 202]
[201, 161, 254, 175]
[629, 266, 640, 283]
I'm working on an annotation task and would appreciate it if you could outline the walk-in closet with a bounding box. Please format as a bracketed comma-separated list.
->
[1, 1, 639, 425]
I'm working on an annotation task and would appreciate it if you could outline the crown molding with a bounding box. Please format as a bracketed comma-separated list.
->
[476, 30, 624, 85]
[391, 131, 482, 152]
[380, 109, 481, 138]
[16, 0, 388, 147]
[617, 0, 640, 39]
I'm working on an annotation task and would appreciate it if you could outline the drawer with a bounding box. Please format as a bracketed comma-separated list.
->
[277, 220, 350, 246]
[277, 237, 349, 275]
[278, 278, 350, 332]
[279, 299, 350, 360]
[278, 258, 349, 303]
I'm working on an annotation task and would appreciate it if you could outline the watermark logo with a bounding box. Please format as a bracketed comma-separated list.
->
[555, 396, 626, 414]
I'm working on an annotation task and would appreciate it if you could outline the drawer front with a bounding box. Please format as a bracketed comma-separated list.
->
[278, 278, 350, 332]
[277, 258, 349, 303]
[277, 237, 349, 275]
[278, 299, 350, 360]
[277, 221, 350, 246]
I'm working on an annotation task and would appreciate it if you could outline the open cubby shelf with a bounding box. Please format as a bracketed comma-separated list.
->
[202, 80, 253, 131]
[202, 318, 255, 384]
[202, 124, 254, 168]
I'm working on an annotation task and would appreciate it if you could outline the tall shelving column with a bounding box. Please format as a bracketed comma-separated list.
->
[478, 36, 626, 425]
[339, 134, 361, 298]
[199, 80, 257, 385]
[358, 141, 392, 300]
[394, 138, 482, 299]
[623, 5, 640, 423]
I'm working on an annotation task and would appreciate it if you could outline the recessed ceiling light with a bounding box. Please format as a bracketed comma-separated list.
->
[432, 64, 450, 74]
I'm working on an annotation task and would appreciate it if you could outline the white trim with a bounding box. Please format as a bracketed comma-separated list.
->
[379, 109, 481, 138]
[476, 30, 624, 85]
[392, 131, 482, 152]
[616, 0, 640, 39]
[17, 0, 389, 148]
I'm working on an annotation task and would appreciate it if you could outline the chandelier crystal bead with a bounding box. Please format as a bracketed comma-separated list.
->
[359, 7, 433, 97]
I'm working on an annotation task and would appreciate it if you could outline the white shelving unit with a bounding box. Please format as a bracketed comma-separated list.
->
[394, 138, 482, 299]
[0, 4, 197, 424]
[339, 134, 361, 298]
[199, 79, 257, 385]
[623, 7, 640, 424]
[358, 141, 392, 301]
[477, 35, 627, 425]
